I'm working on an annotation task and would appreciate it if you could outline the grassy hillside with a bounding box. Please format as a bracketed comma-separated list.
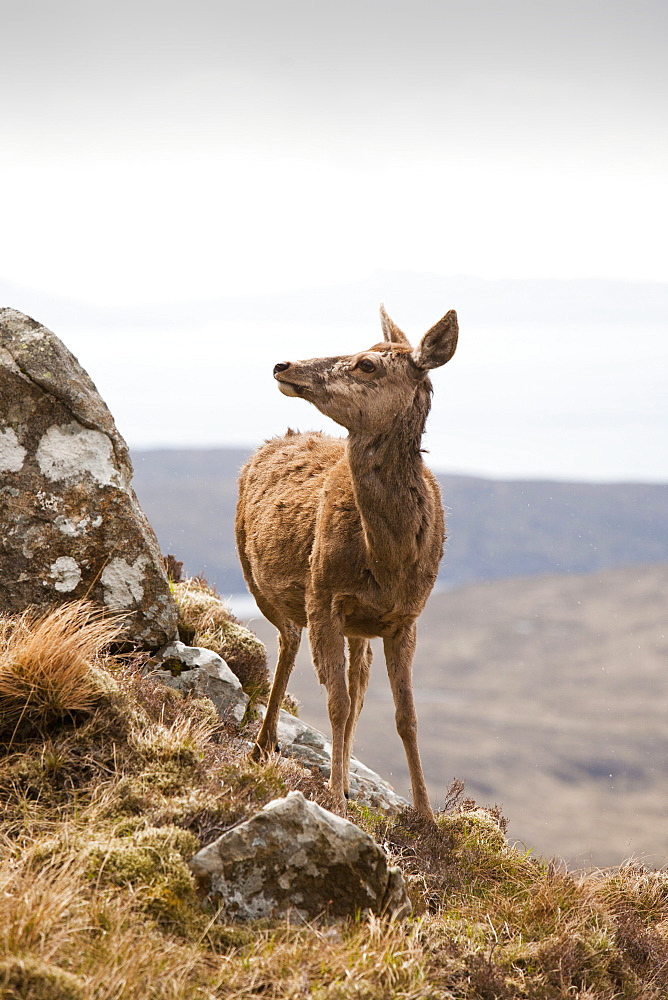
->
[249, 564, 668, 868]
[4, 599, 668, 999]
[130, 448, 668, 594]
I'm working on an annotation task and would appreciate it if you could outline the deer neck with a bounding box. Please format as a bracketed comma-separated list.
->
[345, 407, 430, 579]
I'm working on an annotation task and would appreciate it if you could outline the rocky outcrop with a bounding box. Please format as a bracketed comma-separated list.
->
[147, 640, 407, 812]
[188, 790, 411, 922]
[267, 707, 409, 813]
[0, 308, 177, 647]
[148, 641, 249, 724]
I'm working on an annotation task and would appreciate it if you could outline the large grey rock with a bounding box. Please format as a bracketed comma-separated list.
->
[0, 309, 177, 647]
[188, 790, 411, 922]
[266, 706, 409, 814]
[148, 641, 249, 724]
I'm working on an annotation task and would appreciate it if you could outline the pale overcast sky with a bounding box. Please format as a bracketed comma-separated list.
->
[1, 0, 666, 481]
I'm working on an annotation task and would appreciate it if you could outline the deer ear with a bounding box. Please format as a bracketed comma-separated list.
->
[379, 303, 411, 346]
[412, 310, 458, 370]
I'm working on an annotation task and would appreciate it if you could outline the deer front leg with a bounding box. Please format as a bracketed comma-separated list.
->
[309, 619, 350, 814]
[383, 625, 434, 819]
[342, 638, 372, 795]
[251, 622, 301, 761]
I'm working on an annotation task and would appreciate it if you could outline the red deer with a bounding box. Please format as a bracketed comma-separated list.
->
[236, 305, 458, 817]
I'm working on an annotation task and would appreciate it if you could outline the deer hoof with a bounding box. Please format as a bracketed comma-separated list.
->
[248, 742, 268, 763]
[248, 740, 281, 763]
[328, 791, 349, 817]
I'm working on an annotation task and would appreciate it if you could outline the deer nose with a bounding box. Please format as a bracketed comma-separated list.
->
[273, 362, 291, 374]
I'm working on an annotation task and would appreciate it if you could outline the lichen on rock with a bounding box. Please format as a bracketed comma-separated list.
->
[188, 790, 411, 922]
[0, 309, 177, 648]
[147, 640, 249, 724]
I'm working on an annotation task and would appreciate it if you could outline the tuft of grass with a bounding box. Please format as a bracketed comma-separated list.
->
[0, 955, 85, 1000]
[202, 914, 435, 999]
[589, 861, 668, 925]
[172, 577, 270, 698]
[0, 601, 124, 743]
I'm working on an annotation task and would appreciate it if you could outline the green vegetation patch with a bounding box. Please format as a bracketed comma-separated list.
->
[86, 825, 200, 932]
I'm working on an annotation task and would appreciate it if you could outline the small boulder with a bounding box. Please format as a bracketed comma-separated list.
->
[188, 790, 411, 922]
[0, 309, 177, 647]
[148, 641, 249, 724]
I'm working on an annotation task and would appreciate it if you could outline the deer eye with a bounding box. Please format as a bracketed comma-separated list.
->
[357, 358, 376, 373]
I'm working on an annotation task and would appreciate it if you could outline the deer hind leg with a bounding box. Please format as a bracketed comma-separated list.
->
[308, 619, 349, 813]
[251, 618, 302, 762]
[383, 625, 434, 819]
[342, 638, 372, 796]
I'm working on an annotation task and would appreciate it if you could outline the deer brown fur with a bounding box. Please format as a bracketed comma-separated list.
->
[235, 305, 458, 818]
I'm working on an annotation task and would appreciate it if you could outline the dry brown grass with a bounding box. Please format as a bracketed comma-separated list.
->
[1, 603, 668, 998]
[0, 601, 124, 742]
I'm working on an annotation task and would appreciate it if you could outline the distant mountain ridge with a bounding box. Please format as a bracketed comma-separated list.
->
[130, 447, 668, 594]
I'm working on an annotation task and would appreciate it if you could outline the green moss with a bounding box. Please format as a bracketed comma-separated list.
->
[134, 825, 200, 858]
[151, 787, 241, 843]
[437, 807, 509, 855]
[161, 657, 184, 677]
[111, 815, 151, 838]
[86, 825, 201, 933]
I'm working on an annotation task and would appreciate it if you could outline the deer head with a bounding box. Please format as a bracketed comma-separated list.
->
[273, 307, 458, 434]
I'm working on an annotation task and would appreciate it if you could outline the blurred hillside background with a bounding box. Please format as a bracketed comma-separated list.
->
[131, 449, 668, 867]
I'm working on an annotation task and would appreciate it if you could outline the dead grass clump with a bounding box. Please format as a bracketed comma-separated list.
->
[173, 578, 269, 697]
[0, 955, 85, 1000]
[0, 845, 94, 975]
[424, 856, 668, 999]
[590, 862, 668, 925]
[204, 914, 434, 1000]
[153, 754, 290, 844]
[148, 741, 336, 847]
[272, 755, 343, 813]
[129, 714, 216, 769]
[0, 601, 124, 743]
